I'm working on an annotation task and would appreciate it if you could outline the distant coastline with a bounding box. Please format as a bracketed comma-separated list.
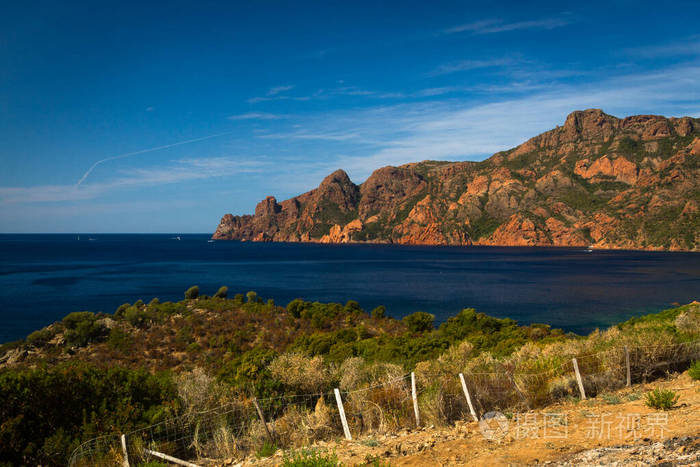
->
[213, 110, 700, 252]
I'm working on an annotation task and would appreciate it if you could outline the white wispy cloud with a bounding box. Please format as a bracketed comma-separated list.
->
[258, 62, 700, 187]
[267, 85, 295, 95]
[427, 58, 516, 76]
[623, 37, 700, 59]
[247, 85, 377, 104]
[228, 112, 284, 120]
[444, 16, 572, 35]
[5, 62, 700, 210]
[0, 157, 269, 205]
[247, 95, 311, 104]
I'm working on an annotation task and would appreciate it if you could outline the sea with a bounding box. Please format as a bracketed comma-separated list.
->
[1, 234, 699, 343]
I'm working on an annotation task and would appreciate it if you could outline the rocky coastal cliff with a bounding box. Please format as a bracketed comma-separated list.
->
[213, 109, 700, 250]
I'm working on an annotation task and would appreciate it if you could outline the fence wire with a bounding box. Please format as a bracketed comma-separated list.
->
[69, 339, 700, 466]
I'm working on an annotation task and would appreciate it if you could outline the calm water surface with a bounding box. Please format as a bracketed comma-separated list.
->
[1, 234, 699, 343]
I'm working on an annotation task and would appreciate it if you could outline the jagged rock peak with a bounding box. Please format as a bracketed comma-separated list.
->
[212, 109, 700, 251]
[320, 169, 355, 187]
[563, 109, 619, 138]
[254, 196, 281, 217]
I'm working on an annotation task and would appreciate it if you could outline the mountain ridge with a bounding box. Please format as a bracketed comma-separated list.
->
[213, 109, 700, 251]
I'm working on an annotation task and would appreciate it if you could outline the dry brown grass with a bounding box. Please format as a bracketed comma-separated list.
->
[269, 354, 335, 393]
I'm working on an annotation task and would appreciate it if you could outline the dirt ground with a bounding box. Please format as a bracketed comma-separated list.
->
[241, 372, 700, 466]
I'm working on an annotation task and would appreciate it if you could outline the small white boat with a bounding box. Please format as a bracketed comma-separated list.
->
[207, 239, 215, 243]
[585, 244, 593, 252]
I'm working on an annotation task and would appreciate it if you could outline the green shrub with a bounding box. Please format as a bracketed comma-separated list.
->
[256, 440, 278, 458]
[371, 306, 386, 319]
[344, 300, 363, 314]
[602, 394, 621, 405]
[62, 312, 106, 347]
[246, 291, 258, 303]
[644, 389, 679, 410]
[124, 306, 148, 328]
[115, 303, 131, 316]
[402, 311, 435, 333]
[107, 328, 133, 352]
[214, 286, 228, 299]
[282, 448, 340, 467]
[217, 347, 281, 397]
[184, 285, 200, 300]
[287, 298, 305, 318]
[689, 360, 700, 381]
[26, 328, 54, 347]
[0, 363, 177, 466]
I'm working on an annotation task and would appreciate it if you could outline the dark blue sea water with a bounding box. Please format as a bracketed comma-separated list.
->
[1, 234, 699, 343]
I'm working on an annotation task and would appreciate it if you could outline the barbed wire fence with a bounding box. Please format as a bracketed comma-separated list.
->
[69, 340, 700, 466]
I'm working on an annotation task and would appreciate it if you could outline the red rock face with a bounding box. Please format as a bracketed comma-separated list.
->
[574, 156, 639, 185]
[212, 110, 700, 251]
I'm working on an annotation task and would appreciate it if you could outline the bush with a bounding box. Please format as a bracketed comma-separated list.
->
[107, 328, 133, 352]
[184, 285, 200, 300]
[344, 300, 363, 314]
[403, 311, 435, 333]
[256, 440, 278, 458]
[62, 312, 106, 347]
[371, 306, 386, 319]
[644, 389, 679, 410]
[214, 286, 228, 299]
[216, 347, 281, 397]
[282, 448, 340, 467]
[0, 363, 177, 466]
[26, 328, 54, 347]
[246, 291, 258, 303]
[269, 353, 335, 392]
[689, 360, 700, 381]
[124, 306, 148, 328]
[287, 299, 305, 318]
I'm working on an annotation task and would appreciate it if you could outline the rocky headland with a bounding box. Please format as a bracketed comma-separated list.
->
[213, 110, 700, 251]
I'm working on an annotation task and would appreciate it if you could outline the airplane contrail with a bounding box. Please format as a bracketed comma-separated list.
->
[75, 131, 233, 186]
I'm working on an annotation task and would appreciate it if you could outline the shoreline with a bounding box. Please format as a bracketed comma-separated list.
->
[210, 236, 700, 253]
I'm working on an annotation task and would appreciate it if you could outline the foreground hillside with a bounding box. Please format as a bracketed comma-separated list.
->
[247, 372, 700, 466]
[1, 287, 698, 465]
[213, 109, 700, 250]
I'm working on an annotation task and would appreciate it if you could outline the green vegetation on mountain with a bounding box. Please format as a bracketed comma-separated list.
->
[213, 110, 700, 251]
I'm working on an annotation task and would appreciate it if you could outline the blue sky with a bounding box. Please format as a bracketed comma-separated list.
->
[1, 1, 699, 233]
